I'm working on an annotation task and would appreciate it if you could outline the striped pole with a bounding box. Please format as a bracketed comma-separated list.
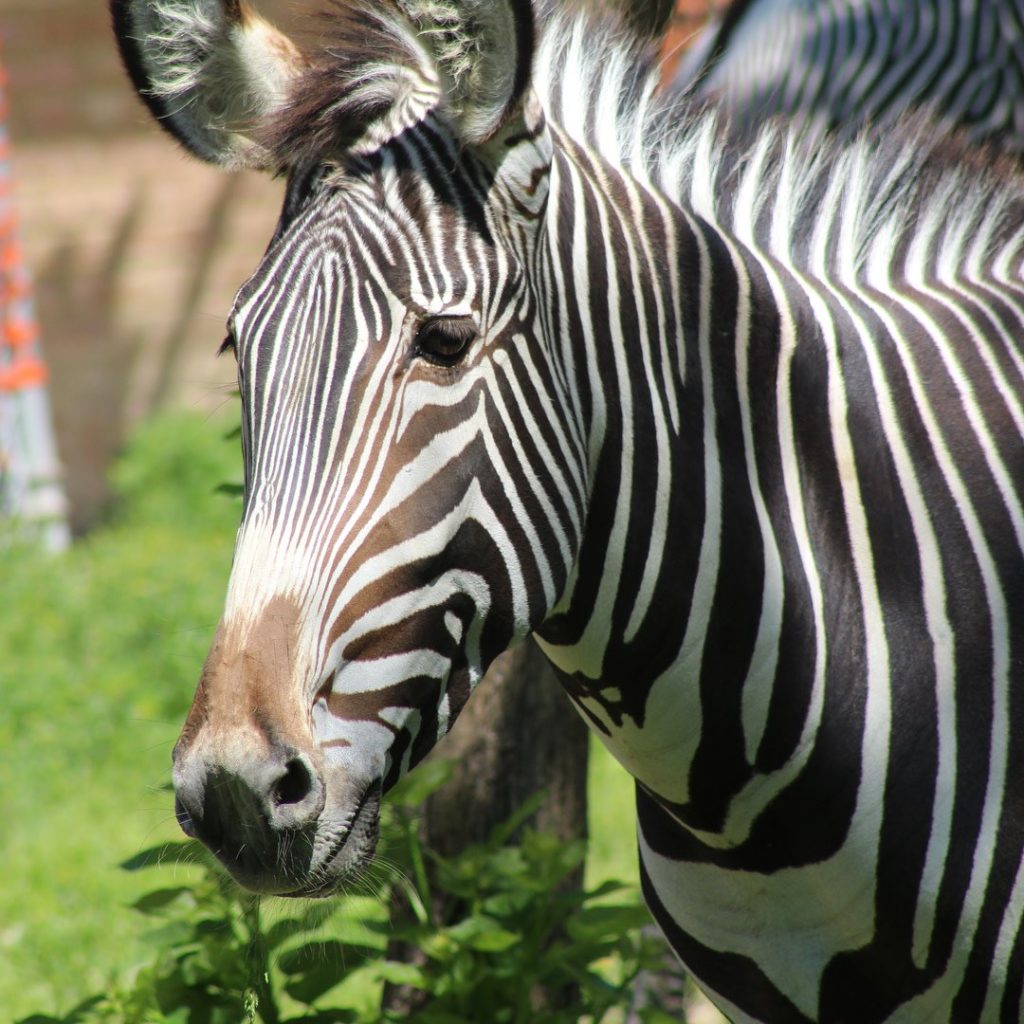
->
[0, 48, 70, 552]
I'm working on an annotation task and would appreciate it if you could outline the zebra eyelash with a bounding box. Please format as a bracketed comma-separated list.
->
[218, 332, 237, 358]
[413, 315, 478, 367]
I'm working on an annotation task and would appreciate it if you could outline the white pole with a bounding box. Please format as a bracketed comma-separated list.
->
[0, 50, 70, 553]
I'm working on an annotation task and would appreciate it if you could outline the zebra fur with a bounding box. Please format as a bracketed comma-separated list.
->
[113, 1, 1024, 1019]
[674, 0, 1024, 155]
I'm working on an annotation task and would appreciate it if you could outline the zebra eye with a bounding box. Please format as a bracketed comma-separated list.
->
[415, 316, 476, 367]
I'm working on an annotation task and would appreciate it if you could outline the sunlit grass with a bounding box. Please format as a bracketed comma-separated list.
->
[1, 413, 240, 1017]
[586, 740, 638, 893]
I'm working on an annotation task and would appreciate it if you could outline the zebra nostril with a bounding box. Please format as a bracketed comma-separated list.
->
[273, 756, 315, 808]
[266, 754, 325, 830]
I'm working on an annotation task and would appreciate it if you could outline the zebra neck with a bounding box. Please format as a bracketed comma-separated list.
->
[534, 136, 820, 830]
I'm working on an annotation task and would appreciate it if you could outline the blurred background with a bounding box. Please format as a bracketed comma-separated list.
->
[3, 0, 296, 534]
[0, 2, 727, 1021]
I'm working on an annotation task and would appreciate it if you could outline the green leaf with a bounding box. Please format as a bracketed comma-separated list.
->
[193, 917, 234, 938]
[371, 960, 430, 989]
[487, 791, 547, 847]
[445, 915, 522, 953]
[417, 932, 457, 962]
[567, 904, 653, 943]
[278, 940, 377, 976]
[262, 913, 330, 952]
[384, 759, 456, 807]
[179, 949, 216, 987]
[119, 841, 202, 872]
[282, 969, 344, 1007]
[281, 1014, 358, 1024]
[16, 996, 108, 1024]
[584, 878, 636, 901]
[140, 921, 197, 950]
[130, 887, 194, 916]
[639, 1010, 683, 1024]
[466, 928, 521, 953]
[479, 890, 533, 918]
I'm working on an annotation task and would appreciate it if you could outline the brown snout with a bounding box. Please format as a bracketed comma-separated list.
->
[172, 599, 328, 892]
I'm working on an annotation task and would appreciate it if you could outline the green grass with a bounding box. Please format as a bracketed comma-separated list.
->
[0, 411, 639, 1021]
[1, 413, 241, 1017]
[586, 742, 637, 893]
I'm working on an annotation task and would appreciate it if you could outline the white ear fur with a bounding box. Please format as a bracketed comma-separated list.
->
[114, 0, 537, 165]
[112, 0, 302, 168]
[397, 0, 534, 144]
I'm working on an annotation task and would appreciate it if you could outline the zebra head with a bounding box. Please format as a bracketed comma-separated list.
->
[112, 0, 581, 896]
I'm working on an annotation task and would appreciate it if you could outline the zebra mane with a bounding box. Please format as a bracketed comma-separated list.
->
[533, 6, 1024, 278]
[267, 1, 1024, 278]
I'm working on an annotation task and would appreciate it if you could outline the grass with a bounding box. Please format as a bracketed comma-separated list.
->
[0, 413, 242, 1016]
[585, 741, 637, 893]
[0, 411, 639, 1022]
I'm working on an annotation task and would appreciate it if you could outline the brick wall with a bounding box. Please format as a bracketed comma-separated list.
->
[18, 140, 284, 530]
[0, 0, 305, 143]
[0, 0, 721, 531]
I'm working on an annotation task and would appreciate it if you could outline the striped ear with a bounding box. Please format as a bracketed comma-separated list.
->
[399, 0, 536, 144]
[109, 0, 303, 169]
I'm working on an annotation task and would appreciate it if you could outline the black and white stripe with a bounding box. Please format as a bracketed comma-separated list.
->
[244, 25, 1024, 1013]
[113, 0, 1024, 1018]
[675, 0, 1024, 154]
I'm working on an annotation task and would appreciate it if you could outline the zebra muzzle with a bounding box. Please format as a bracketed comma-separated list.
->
[172, 741, 328, 892]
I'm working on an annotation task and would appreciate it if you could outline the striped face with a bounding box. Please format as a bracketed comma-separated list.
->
[172, 111, 577, 895]
[114, 0, 567, 901]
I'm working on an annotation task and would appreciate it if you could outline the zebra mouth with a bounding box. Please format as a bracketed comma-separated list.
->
[279, 783, 381, 898]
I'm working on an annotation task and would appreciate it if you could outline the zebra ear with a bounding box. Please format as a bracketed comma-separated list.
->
[401, 0, 536, 145]
[109, 0, 303, 169]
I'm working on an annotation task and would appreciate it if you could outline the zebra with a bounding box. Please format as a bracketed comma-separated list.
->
[111, 0, 1024, 1020]
[672, 0, 1024, 153]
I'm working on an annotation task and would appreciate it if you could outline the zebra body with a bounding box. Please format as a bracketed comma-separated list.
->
[112, 1, 1024, 1019]
[543, 109, 1024, 1020]
[677, 0, 1024, 152]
